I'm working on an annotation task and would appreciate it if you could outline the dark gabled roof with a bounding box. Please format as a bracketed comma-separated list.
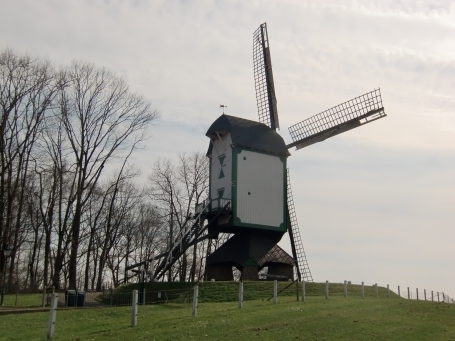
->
[206, 114, 290, 156]
[258, 244, 294, 266]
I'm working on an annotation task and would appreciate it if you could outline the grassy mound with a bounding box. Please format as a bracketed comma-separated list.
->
[117, 281, 399, 303]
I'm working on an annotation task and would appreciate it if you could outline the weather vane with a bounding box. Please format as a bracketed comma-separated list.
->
[220, 104, 227, 114]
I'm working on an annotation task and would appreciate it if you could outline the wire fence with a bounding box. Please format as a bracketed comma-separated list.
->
[55, 288, 192, 308]
[3, 280, 453, 310]
[394, 286, 453, 303]
[5, 280, 454, 339]
[308, 281, 455, 304]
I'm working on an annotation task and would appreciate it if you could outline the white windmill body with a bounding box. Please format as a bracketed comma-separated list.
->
[206, 115, 288, 232]
[204, 115, 294, 281]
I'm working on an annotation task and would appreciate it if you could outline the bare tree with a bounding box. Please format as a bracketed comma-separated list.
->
[0, 49, 58, 286]
[36, 113, 78, 290]
[1, 49, 167, 292]
[177, 152, 209, 282]
[148, 152, 209, 282]
[95, 168, 140, 290]
[58, 61, 159, 289]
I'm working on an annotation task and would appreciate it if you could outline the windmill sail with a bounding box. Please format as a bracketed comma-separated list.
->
[253, 22, 279, 130]
[287, 89, 386, 150]
[287, 168, 313, 282]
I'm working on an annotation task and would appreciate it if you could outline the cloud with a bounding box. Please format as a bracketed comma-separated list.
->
[1, 0, 454, 296]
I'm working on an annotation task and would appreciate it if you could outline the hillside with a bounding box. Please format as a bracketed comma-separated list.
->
[118, 280, 399, 302]
[1, 295, 454, 340]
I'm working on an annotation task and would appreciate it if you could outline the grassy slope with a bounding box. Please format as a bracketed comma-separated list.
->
[1, 296, 455, 340]
[0, 281, 397, 308]
[1, 293, 43, 307]
[118, 281, 394, 302]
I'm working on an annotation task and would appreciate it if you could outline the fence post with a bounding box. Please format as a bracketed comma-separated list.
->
[443, 293, 445, 302]
[192, 285, 199, 316]
[325, 280, 329, 299]
[424, 289, 426, 301]
[273, 280, 278, 304]
[387, 284, 390, 298]
[407, 287, 410, 299]
[375, 283, 378, 297]
[109, 288, 113, 306]
[437, 292, 440, 302]
[361, 282, 364, 299]
[431, 291, 434, 301]
[302, 280, 305, 302]
[142, 288, 146, 306]
[344, 280, 347, 298]
[398, 286, 400, 297]
[296, 281, 299, 301]
[131, 290, 138, 327]
[416, 288, 419, 300]
[238, 282, 243, 309]
[47, 293, 58, 340]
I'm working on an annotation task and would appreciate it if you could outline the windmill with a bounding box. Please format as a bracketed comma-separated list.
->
[126, 22, 386, 283]
[203, 22, 386, 282]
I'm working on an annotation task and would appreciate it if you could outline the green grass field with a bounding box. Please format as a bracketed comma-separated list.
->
[1, 294, 454, 340]
[1, 293, 43, 307]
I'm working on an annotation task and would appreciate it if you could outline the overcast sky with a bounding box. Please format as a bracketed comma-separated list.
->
[1, 0, 454, 298]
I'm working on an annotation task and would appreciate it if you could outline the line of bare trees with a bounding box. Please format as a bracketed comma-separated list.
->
[1, 48, 214, 292]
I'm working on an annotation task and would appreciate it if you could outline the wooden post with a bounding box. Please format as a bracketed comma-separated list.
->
[416, 288, 419, 300]
[273, 280, 278, 304]
[47, 293, 58, 340]
[325, 280, 329, 299]
[375, 283, 378, 297]
[407, 287, 410, 299]
[238, 282, 243, 309]
[387, 284, 390, 298]
[431, 290, 434, 302]
[302, 280, 306, 302]
[398, 286, 400, 297]
[109, 288, 113, 306]
[131, 290, 138, 327]
[437, 292, 440, 302]
[424, 289, 427, 301]
[296, 280, 299, 302]
[192, 285, 199, 316]
[42, 281, 46, 307]
[361, 282, 364, 299]
[344, 280, 347, 298]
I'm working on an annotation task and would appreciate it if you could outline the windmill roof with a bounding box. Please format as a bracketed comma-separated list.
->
[258, 244, 294, 266]
[206, 114, 290, 156]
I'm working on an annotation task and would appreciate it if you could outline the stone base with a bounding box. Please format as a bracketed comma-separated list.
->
[205, 264, 233, 281]
[241, 266, 259, 281]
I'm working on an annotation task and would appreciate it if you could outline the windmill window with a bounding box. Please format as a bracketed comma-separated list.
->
[243, 157, 246, 160]
[217, 188, 225, 199]
[248, 192, 251, 195]
[218, 155, 226, 166]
